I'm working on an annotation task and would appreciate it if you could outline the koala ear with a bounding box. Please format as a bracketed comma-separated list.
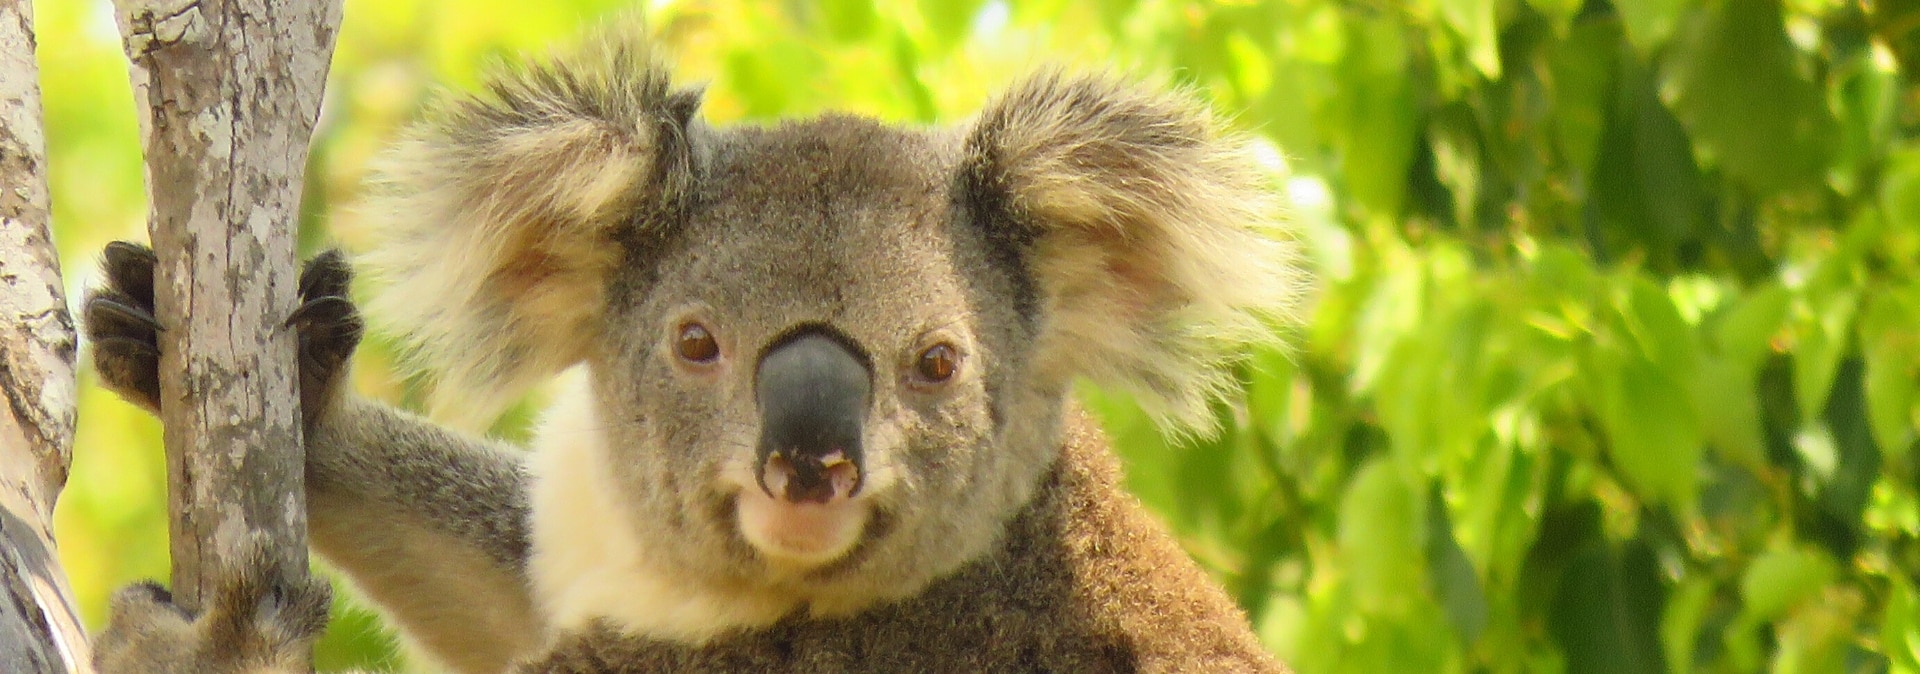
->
[360, 26, 700, 427]
[963, 71, 1301, 433]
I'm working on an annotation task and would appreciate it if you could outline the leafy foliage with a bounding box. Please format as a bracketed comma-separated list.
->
[40, 0, 1920, 671]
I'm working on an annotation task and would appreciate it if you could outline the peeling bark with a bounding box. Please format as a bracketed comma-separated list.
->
[0, 0, 91, 670]
[111, 0, 341, 617]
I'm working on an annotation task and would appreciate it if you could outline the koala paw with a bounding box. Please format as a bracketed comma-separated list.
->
[93, 540, 333, 674]
[83, 243, 365, 428]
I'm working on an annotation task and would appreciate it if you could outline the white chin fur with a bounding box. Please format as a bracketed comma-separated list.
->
[734, 487, 870, 567]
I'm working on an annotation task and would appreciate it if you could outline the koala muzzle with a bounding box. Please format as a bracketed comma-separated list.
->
[755, 332, 870, 504]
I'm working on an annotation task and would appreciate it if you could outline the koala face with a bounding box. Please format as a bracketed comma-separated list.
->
[589, 117, 1055, 602]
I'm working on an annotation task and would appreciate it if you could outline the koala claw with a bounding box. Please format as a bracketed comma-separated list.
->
[94, 540, 333, 674]
[82, 242, 365, 428]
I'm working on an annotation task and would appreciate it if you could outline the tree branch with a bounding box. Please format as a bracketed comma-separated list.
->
[111, 0, 341, 617]
[0, 0, 91, 670]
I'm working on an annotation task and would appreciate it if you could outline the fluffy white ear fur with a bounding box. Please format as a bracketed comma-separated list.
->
[964, 71, 1302, 433]
[357, 28, 696, 428]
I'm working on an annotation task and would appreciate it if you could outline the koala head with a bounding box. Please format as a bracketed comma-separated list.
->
[361, 28, 1296, 611]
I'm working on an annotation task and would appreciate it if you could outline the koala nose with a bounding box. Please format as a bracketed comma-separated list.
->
[754, 331, 870, 504]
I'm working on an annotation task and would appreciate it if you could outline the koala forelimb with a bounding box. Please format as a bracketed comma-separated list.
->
[87, 244, 541, 674]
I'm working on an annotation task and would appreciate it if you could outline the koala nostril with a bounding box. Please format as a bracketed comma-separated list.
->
[760, 449, 861, 504]
[755, 329, 871, 502]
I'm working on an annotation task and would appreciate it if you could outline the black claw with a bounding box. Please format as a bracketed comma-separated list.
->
[92, 336, 161, 358]
[284, 295, 356, 328]
[86, 295, 163, 334]
[87, 241, 363, 430]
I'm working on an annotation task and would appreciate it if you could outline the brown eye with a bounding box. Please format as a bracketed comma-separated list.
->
[676, 323, 720, 363]
[915, 343, 958, 383]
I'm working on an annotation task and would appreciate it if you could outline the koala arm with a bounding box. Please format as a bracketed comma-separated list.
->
[305, 397, 543, 674]
[85, 243, 542, 674]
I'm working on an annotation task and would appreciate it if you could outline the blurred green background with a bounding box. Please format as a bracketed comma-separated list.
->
[36, 0, 1920, 671]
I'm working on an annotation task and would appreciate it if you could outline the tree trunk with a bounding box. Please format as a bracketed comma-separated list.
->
[112, 0, 341, 617]
[0, 0, 91, 671]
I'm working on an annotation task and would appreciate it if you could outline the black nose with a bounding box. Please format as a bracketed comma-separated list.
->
[755, 332, 870, 503]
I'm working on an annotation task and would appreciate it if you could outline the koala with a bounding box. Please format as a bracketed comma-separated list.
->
[84, 25, 1299, 674]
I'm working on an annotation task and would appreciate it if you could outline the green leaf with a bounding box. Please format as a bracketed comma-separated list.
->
[1861, 290, 1920, 471]
[1692, 356, 1768, 472]
[1885, 575, 1920, 671]
[1332, 17, 1419, 217]
[1812, 358, 1883, 558]
[1601, 355, 1704, 505]
[1245, 347, 1299, 449]
[1621, 278, 1698, 374]
[1663, 0, 1838, 192]
[1549, 540, 1669, 674]
[1713, 285, 1790, 371]
[1339, 460, 1425, 615]
[1613, 0, 1689, 52]
[1588, 55, 1708, 266]
[1881, 147, 1920, 241]
[1426, 489, 1487, 648]
[1791, 288, 1859, 424]
[1429, 103, 1485, 231]
[1529, 0, 1588, 33]
[1659, 576, 1716, 674]
[817, 0, 878, 43]
[1737, 545, 1835, 622]
[1547, 20, 1621, 178]
[1438, 0, 1501, 79]
[1077, 383, 1180, 519]
[916, 0, 983, 51]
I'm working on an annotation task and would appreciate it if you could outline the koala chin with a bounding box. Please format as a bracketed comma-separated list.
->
[85, 22, 1303, 674]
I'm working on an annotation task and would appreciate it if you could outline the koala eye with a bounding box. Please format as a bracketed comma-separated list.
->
[914, 343, 959, 384]
[676, 323, 721, 363]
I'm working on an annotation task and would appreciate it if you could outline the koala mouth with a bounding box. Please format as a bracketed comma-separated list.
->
[734, 479, 872, 567]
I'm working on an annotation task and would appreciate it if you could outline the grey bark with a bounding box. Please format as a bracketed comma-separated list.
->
[0, 0, 91, 671]
[112, 0, 342, 615]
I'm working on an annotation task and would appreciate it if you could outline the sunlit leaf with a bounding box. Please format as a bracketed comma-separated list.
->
[1614, 0, 1688, 52]
[1438, 0, 1500, 79]
[1861, 289, 1920, 472]
[1885, 575, 1920, 671]
[1659, 576, 1715, 674]
[1790, 287, 1859, 424]
[1738, 544, 1835, 622]
[1601, 354, 1703, 505]
[1331, 17, 1419, 217]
